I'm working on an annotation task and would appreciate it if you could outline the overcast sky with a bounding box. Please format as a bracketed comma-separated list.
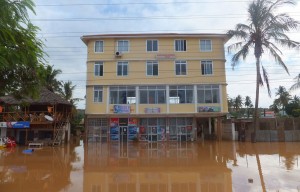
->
[29, 0, 300, 109]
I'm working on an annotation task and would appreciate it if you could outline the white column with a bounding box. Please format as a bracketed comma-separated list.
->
[106, 86, 109, 113]
[194, 85, 197, 112]
[209, 117, 212, 134]
[166, 85, 169, 113]
[232, 122, 236, 140]
[135, 86, 139, 114]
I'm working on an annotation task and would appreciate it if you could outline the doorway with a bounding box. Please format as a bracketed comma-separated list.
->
[119, 126, 128, 142]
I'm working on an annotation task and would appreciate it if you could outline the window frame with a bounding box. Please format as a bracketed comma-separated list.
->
[175, 60, 187, 76]
[146, 61, 159, 76]
[201, 60, 213, 75]
[117, 61, 128, 76]
[109, 86, 136, 104]
[169, 85, 194, 104]
[174, 39, 187, 52]
[94, 40, 104, 53]
[93, 86, 103, 103]
[94, 61, 103, 77]
[197, 84, 220, 104]
[117, 40, 129, 52]
[139, 86, 166, 104]
[146, 40, 158, 52]
[200, 39, 212, 52]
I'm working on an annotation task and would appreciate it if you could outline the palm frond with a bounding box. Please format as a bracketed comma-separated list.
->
[262, 65, 271, 96]
[230, 42, 252, 68]
[289, 74, 300, 91]
[264, 43, 289, 75]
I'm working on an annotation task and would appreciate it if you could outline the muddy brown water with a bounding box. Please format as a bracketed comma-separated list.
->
[0, 139, 300, 192]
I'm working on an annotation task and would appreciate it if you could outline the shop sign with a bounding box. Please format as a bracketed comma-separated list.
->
[144, 107, 161, 114]
[198, 106, 220, 112]
[0, 121, 30, 128]
[113, 105, 131, 114]
[128, 118, 137, 125]
[156, 54, 176, 60]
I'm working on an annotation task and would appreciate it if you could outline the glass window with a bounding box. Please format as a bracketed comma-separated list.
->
[95, 41, 104, 52]
[117, 40, 129, 52]
[201, 60, 213, 75]
[117, 61, 128, 76]
[200, 39, 212, 52]
[94, 61, 103, 76]
[146, 61, 158, 76]
[109, 86, 136, 104]
[197, 85, 220, 103]
[175, 60, 187, 75]
[139, 86, 166, 104]
[169, 85, 193, 104]
[146, 40, 158, 52]
[94, 86, 103, 102]
[175, 40, 186, 51]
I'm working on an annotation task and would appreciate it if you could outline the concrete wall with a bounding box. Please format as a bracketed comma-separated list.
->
[224, 117, 300, 142]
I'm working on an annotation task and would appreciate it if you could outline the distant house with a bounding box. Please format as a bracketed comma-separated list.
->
[0, 88, 73, 145]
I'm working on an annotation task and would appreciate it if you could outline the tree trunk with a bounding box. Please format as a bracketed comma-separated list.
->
[252, 57, 261, 143]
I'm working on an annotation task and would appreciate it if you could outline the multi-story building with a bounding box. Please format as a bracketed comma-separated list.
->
[81, 33, 229, 142]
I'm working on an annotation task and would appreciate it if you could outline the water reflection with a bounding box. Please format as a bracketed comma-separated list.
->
[0, 140, 300, 192]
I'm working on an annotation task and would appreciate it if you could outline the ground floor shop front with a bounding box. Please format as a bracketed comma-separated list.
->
[86, 115, 224, 142]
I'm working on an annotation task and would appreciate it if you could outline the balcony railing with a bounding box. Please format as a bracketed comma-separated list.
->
[0, 111, 69, 123]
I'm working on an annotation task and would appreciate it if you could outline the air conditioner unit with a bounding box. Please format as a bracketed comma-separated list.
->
[115, 51, 122, 57]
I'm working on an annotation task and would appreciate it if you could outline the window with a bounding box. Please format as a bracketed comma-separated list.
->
[94, 86, 103, 102]
[94, 62, 103, 76]
[146, 61, 158, 76]
[200, 39, 212, 52]
[110, 86, 136, 104]
[169, 85, 193, 103]
[117, 40, 129, 52]
[139, 86, 166, 104]
[175, 60, 187, 75]
[117, 61, 128, 76]
[94, 41, 104, 52]
[175, 40, 186, 51]
[201, 60, 213, 75]
[146, 40, 158, 52]
[197, 85, 220, 103]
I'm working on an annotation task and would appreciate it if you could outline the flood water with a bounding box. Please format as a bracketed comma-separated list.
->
[1, 139, 300, 192]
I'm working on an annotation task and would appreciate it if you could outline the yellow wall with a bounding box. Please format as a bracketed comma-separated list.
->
[84, 34, 228, 115]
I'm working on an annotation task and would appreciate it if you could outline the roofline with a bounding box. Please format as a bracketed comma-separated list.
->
[80, 33, 230, 45]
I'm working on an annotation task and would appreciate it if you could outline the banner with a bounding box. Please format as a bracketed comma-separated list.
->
[0, 121, 30, 128]
[113, 105, 131, 114]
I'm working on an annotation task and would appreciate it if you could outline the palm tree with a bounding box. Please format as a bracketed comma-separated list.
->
[233, 95, 243, 112]
[40, 65, 62, 92]
[275, 86, 291, 113]
[59, 81, 82, 106]
[227, 0, 300, 142]
[245, 96, 253, 118]
[289, 73, 300, 91]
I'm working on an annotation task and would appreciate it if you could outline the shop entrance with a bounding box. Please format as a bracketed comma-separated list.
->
[148, 126, 158, 142]
[119, 126, 128, 142]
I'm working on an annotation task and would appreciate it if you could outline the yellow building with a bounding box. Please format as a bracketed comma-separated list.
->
[81, 33, 229, 142]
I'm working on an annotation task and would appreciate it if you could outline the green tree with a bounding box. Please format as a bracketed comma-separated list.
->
[0, 0, 45, 97]
[39, 65, 62, 92]
[227, 0, 300, 142]
[244, 96, 253, 118]
[233, 95, 243, 112]
[59, 81, 82, 106]
[285, 95, 300, 117]
[275, 86, 291, 113]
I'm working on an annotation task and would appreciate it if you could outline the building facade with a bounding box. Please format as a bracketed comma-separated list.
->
[81, 33, 229, 142]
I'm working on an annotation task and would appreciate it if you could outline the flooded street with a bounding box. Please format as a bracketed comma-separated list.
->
[1, 139, 300, 192]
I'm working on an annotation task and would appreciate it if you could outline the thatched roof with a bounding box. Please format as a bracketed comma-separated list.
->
[0, 88, 72, 106]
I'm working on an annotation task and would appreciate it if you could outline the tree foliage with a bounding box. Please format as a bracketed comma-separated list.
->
[227, 0, 300, 142]
[0, 0, 45, 98]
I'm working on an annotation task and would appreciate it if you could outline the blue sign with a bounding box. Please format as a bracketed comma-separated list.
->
[113, 105, 131, 114]
[7, 121, 30, 128]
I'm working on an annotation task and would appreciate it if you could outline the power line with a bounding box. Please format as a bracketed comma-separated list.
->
[35, 1, 252, 7]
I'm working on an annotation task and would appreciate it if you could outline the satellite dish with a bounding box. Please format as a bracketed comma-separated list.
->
[45, 115, 53, 121]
